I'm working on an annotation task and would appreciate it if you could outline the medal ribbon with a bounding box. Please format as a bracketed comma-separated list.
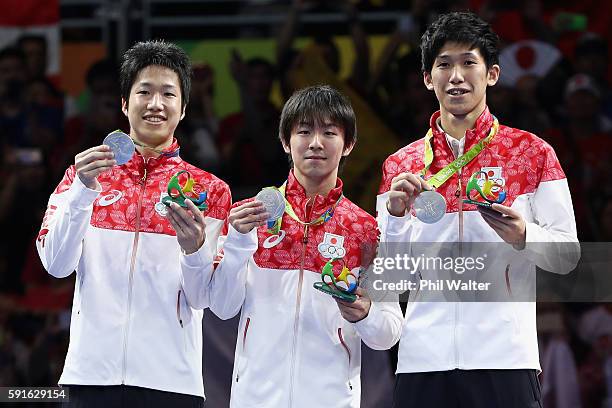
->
[131, 136, 180, 158]
[267, 182, 343, 235]
[420, 117, 499, 188]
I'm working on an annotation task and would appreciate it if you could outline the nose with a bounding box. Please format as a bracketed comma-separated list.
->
[147, 92, 163, 111]
[308, 132, 324, 150]
[449, 66, 464, 84]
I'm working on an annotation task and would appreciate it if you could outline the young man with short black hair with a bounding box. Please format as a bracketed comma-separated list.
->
[37, 40, 231, 407]
[377, 12, 579, 407]
[207, 85, 402, 407]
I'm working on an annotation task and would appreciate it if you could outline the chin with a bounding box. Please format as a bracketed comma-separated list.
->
[137, 129, 170, 144]
[446, 105, 476, 117]
[300, 167, 330, 179]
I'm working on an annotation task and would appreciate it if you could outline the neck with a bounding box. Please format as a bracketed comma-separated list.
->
[293, 170, 338, 198]
[132, 134, 173, 159]
[439, 106, 485, 140]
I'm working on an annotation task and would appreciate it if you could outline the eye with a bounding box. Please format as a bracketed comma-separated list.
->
[137, 90, 149, 95]
[437, 62, 449, 68]
[324, 131, 337, 136]
[164, 92, 176, 97]
[465, 60, 477, 65]
[297, 129, 310, 135]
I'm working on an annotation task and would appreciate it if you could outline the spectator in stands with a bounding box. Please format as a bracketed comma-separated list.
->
[17, 35, 48, 81]
[175, 63, 221, 172]
[51, 59, 127, 179]
[217, 53, 284, 199]
[276, 0, 370, 99]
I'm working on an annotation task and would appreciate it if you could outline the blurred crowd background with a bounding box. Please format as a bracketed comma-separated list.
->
[1, 0, 612, 407]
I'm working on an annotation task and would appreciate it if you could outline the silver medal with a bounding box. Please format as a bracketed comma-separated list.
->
[413, 190, 447, 224]
[103, 131, 135, 165]
[255, 187, 285, 222]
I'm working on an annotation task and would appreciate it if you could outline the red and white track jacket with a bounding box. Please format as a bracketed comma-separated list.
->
[36, 139, 231, 397]
[377, 107, 580, 374]
[208, 171, 402, 408]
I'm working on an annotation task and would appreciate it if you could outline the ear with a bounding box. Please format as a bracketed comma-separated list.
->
[423, 71, 434, 91]
[342, 140, 355, 157]
[121, 98, 128, 117]
[487, 64, 500, 87]
[281, 135, 290, 154]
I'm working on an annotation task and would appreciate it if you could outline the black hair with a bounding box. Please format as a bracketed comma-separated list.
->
[279, 85, 356, 166]
[420, 12, 500, 73]
[120, 40, 192, 110]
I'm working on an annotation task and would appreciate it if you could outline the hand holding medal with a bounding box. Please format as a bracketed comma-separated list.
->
[389, 117, 501, 224]
[255, 187, 286, 228]
[74, 130, 132, 190]
[387, 173, 433, 218]
[102, 130, 135, 165]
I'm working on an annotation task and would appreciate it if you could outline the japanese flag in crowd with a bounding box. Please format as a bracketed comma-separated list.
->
[499, 40, 561, 87]
[0, 0, 60, 77]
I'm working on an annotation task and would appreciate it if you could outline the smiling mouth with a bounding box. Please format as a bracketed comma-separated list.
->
[447, 89, 469, 96]
[143, 116, 166, 123]
[305, 157, 326, 160]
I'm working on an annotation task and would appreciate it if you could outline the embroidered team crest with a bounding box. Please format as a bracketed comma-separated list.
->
[97, 190, 123, 207]
[478, 167, 505, 192]
[317, 233, 346, 259]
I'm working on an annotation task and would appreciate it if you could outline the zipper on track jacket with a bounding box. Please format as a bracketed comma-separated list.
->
[121, 157, 148, 383]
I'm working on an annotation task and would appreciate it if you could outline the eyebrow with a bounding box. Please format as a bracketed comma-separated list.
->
[297, 121, 340, 128]
[437, 52, 478, 59]
[136, 82, 178, 89]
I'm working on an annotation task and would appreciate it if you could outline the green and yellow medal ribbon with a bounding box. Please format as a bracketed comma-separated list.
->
[420, 117, 499, 188]
[267, 183, 343, 235]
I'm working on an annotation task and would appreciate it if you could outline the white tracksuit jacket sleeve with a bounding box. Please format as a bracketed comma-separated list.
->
[353, 294, 403, 350]
[179, 219, 223, 309]
[179, 179, 231, 310]
[208, 225, 258, 320]
[376, 191, 414, 243]
[348, 192, 404, 350]
[523, 178, 580, 274]
[36, 171, 100, 278]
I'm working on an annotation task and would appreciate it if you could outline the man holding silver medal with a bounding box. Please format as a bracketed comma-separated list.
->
[36, 40, 231, 407]
[377, 12, 580, 408]
[201, 85, 402, 407]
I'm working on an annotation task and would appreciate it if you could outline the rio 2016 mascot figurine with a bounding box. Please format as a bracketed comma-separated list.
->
[163, 170, 208, 210]
[463, 170, 506, 208]
[313, 258, 358, 302]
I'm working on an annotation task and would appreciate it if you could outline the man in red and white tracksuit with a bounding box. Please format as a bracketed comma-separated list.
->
[378, 12, 580, 408]
[37, 40, 230, 407]
[204, 85, 403, 408]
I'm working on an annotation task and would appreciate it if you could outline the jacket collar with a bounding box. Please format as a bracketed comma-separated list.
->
[426, 107, 494, 169]
[429, 106, 494, 153]
[125, 138, 182, 174]
[285, 170, 343, 217]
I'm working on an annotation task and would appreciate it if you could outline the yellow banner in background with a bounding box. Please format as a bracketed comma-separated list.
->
[288, 43, 400, 213]
[179, 35, 390, 118]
